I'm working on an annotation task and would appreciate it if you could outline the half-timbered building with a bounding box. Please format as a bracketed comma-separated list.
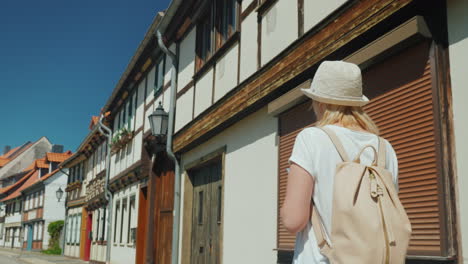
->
[124, 0, 460, 263]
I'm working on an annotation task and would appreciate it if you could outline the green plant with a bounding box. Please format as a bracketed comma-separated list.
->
[46, 220, 64, 254]
[42, 248, 62, 255]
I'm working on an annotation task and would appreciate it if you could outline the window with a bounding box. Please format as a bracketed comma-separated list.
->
[76, 214, 81, 244]
[127, 196, 136, 243]
[101, 208, 106, 241]
[95, 209, 101, 241]
[39, 190, 43, 207]
[216, 0, 237, 48]
[38, 222, 43, 240]
[154, 57, 165, 95]
[66, 217, 71, 243]
[196, 13, 213, 69]
[120, 198, 127, 244]
[114, 200, 120, 243]
[33, 193, 37, 209]
[196, 0, 238, 70]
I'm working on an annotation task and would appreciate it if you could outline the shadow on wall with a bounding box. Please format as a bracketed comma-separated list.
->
[447, 0, 468, 46]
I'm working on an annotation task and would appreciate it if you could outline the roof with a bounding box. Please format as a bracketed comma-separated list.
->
[38, 168, 61, 182]
[36, 158, 49, 169]
[45, 151, 73, 163]
[1, 170, 39, 202]
[89, 116, 100, 130]
[0, 142, 33, 168]
[102, 12, 165, 114]
[0, 158, 9, 167]
[0, 169, 35, 196]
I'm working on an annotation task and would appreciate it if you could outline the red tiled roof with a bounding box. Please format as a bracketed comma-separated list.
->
[0, 157, 9, 167]
[1, 171, 39, 202]
[0, 146, 21, 159]
[0, 170, 35, 195]
[89, 116, 100, 130]
[45, 151, 73, 163]
[36, 158, 48, 169]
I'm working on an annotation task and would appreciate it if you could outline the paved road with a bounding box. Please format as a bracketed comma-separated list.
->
[0, 250, 25, 264]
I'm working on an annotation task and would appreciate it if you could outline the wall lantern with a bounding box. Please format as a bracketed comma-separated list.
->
[56, 187, 64, 202]
[148, 102, 169, 138]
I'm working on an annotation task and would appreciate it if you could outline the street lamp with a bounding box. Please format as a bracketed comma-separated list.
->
[148, 102, 169, 138]
[56, 187, 64, 202]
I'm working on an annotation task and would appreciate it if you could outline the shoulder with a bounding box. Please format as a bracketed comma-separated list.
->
[297, 127, 327, 140]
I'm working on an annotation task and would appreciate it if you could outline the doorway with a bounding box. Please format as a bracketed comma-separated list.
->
[135, 186, 148, 264]
[84, 212, 92, 261]
[190, 160, 223, 264]
[27, 225, 33, 251]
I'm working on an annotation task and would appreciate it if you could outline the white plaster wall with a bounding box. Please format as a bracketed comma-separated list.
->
[303, 0, 346, 33]
[110, 183, 139, 264]
[194, 68, 213, 117]
[178, 28, 196, 92]
[242, 0, 255, 12]
[163, 85, 171, 112]
[146, 67, 155, 105]
[136, 77, 146, 130]
[164, 44, 176, 86]
[261, 0, 298, 66]
[240, 12, 258, 83]
[448, 1, 468, 262]
[42, 171, 67, 248]
[181, 107, 278, 264]
[214, 43, 239, 102]
[144, 99, 159, 134]
[91, 243, 106, 262]
[5, 213, 21, 224]
[175, 88, 194, 132]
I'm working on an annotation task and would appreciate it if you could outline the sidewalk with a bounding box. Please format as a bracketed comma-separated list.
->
[0, 248, 87, 264]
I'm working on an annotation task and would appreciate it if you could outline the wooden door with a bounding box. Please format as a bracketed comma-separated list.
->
[84, 212, 92, 261]
[152, 152, 175, 264]
[135, 186, 148, 264]
[190, 161, 222, 264]
[80, 209, 88, 259]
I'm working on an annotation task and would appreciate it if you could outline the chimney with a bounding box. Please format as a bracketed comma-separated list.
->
[51, 144, 64, 153]
[3, 145, 11, 155]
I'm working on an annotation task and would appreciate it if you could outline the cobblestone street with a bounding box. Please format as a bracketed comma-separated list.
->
[0, 248, 86, 264]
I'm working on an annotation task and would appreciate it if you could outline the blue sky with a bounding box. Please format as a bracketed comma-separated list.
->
[0, 0, 170, 152]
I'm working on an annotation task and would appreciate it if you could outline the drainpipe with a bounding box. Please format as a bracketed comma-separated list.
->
[156, 30, 181, 264]
[59, 167, 69, 256]
[97, 116, 113, 264]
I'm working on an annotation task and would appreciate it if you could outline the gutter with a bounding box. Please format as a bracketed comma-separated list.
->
[156, 30, 180, 264]
[97, 116, 113, 264]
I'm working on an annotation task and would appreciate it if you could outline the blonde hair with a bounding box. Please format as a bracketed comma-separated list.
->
[314, 102, 380, 135]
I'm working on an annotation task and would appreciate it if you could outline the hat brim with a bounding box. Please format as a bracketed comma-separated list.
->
[301, 88, 369, 107]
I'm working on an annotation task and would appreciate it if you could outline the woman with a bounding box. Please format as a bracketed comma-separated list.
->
[280, 61, 399, 263]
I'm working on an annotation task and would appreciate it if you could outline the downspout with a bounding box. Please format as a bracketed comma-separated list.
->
[97, 116, 113, 264]
[59, 167, 69, 256]
[156, 30, 181, 264]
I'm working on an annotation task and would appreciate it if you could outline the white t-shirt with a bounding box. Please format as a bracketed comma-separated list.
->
[288, 125, 399, 264]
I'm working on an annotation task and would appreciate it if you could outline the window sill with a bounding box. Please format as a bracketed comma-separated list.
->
[193, 31, 240, 81]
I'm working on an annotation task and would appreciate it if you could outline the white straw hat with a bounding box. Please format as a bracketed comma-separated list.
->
[301, 61, 369, 106]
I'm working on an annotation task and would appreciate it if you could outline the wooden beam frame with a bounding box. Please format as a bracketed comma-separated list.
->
[173, 0, 413, 153]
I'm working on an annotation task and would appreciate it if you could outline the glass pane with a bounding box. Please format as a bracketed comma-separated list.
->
[217, 186, 222, 223]
[198, 191, 203, 225]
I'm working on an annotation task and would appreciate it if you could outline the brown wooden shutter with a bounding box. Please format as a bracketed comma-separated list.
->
[363, 42, 443, 256]
[278, 102, 316, 250]
[277, 42, 445, 256]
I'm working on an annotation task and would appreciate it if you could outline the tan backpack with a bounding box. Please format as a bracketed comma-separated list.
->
[311, 127, 412, 264]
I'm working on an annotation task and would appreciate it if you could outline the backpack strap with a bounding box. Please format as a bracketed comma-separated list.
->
[319, 127, 350, 162]
[311, 205, 331, 254]
[377, 137, 386, 168]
